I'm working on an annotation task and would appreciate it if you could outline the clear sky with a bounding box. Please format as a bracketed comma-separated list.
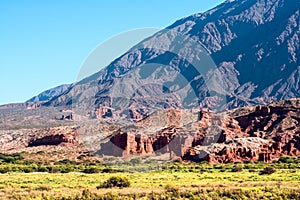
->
[0, 0, 224, 105]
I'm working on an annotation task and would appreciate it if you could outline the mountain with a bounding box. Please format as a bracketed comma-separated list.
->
[27, 84, 73, 103]
[34, 0, 299, 120]
[1, 0, 299, 164]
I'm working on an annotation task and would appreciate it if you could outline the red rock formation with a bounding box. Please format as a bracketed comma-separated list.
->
[0, 126, 80, 152]
[183, 138, 272, 163]
[28, 128, 79, 147]
[98, 107, 246, 159]
[182, 100, 300, 163]
[95, 106, 113, 119]
[99, 132, 155, 157]
[97, 99, 300, 163]
[1, 99, 299, 164]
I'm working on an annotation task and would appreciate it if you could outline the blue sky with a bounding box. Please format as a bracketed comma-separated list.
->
[0, 0, 224, 105]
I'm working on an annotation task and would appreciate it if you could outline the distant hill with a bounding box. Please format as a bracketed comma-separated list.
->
[27, 84, 73, 103]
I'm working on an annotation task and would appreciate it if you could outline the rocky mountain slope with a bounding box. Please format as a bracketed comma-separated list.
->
[32, 0, 299, 121]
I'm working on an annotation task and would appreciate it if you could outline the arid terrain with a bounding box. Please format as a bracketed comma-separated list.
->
[1, 99, 298, 200]
[0, 99, 299, 164]
[0, 0, 299, 199]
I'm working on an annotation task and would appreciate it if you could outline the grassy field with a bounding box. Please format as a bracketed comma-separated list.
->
[0, 153, 300, 199]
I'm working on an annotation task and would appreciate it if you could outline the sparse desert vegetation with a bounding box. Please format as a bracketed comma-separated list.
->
[0, 153, 300, 199]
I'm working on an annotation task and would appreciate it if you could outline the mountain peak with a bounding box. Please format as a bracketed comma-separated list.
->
[33, 0, 299, 117]
[191, 0, 294, 24]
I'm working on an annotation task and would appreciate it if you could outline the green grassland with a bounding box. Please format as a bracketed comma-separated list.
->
[0, 153, 300, 199]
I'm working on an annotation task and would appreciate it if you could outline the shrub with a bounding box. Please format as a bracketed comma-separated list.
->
[97, 176, 130, 189]
[0, 153, 24, 163]
[23, 167, 34, 173]
[0, 167, 10, 174]
[38, 166, 49, 172]
[11, 153, 24, 160]
[165, 184, 180, 195]
[173, 159, 182, 164]
[60, 166, 72, 173]
[0, 154, 15, 163]
[47, 166, 61, 173]
[59, 159, 77, 165]
[83, 167, 100, 174]
[231, 166, 243, 172]
[259, 167, 276, 175]
[130, 158, 141, 165]
[102, 167, 118, 173]
[279, 156, 295, 163]
[36, 150, 45, 155]
[35, 185, 52, 191]
[3, 157, 15, 163]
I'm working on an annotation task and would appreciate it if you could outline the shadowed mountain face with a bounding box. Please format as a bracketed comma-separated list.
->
[39, 0, 299, 118]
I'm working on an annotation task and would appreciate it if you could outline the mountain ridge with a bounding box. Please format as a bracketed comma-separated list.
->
[27, 84, 73, 103]
[17, 0, 299, 120]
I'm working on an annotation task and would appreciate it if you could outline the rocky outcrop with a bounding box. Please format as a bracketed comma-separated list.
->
[0, 102, 38, 110]
[0, 126, 80, 152]
[183, 137, 272, 163]
[0, 99, 299, 164]
[98, 106, 246, 159]
[99, 132, 155, 157]
[28, 131, 79, 147]
[97, 99, 300, 163]
[95, 107, 113, 119]
[183, 99, 300, 163]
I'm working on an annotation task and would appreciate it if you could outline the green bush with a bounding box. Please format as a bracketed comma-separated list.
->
[83, 167, 100, 174]
[97, 176, 131, 189]
[259, 167, 276, 175]
[130, 158, 141, 165]
[231, 166, 243, 172]
[0, 167, 10, 174]
[58, 159, 77, 165]
[23, 167, 35, 173]
[0, 153, 24, 164]
[60, 166, 72, 173]
[38, 166, 49, 172]
[102, 167, 119, 173]
[11, 153, 24, 160]
[278, 156, 295, 163]
[47, 166, 61, 173]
